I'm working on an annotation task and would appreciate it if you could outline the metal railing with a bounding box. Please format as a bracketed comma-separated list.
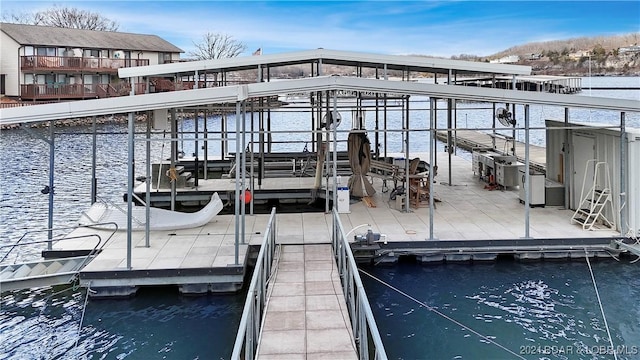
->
[0, 223, 119, 264]
[231, 208, 277, 360]
[20, 55, 149, 72]
[332, 209, 388, 360]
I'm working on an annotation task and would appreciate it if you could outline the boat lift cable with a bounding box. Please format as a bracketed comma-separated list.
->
[359, 269, 527, 360]
[73, 282, 93, 354]
[584, 248, 618, 360]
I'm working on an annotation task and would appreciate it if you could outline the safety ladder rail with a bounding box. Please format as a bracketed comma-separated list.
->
[332, 209, 388, 360]
[1, 222, 118, 264]
[1, 235, 100, 283]
[571, 160, 615, 230]
[231, 208, 277, 360]
[1, 223, 118, 291]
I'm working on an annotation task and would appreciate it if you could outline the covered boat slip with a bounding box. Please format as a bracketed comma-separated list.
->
[1, 49, 638, 292]
[51, 149, 622, 295]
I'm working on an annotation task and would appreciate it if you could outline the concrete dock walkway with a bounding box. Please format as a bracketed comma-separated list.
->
[256, 244, 358, 359]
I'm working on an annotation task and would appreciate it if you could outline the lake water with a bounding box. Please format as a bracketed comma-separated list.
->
[1, 76, 638, 359]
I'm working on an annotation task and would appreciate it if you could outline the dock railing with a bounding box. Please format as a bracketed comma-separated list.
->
[231, 208, 277, 360]
[332, 209, 388, 360]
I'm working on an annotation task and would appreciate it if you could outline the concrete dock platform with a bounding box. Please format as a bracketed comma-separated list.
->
[52, 151, 621, 296]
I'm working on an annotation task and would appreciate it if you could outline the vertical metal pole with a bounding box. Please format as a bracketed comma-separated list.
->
[170, 108, 177, 211]
[250, 101, 255, 215]
[325, 90, 330, 213]
[91, 116, 97, 204]
[620, 112, 627, 236]
[47, 120, 54, 250]
[145, 113, 151, 247]
[403, 96, 410, 212]
[221, 114, 226, 160]
[429, 98, 435, 240]
[204, 109, 208, 180]
[563, 108, 571, 209]
[524, 105, 531, 238]
[433, 98, 438, 169]
[126, 111, 134, 269]
[447, 98, 453, 186]
[332, 91, 338, 209]
[241, 101, 247, 244]
[194, 109, 199, 188]
[234, 102, 241, 265]
[512, 104, 517, 156]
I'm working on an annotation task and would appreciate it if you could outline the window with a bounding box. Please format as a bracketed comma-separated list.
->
[158, 52, 172, 64]
[84, 49, 101, 58]
[36, 47, 56, 56]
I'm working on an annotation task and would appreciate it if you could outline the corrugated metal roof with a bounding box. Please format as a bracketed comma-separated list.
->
[1, 76, 638, 125]
[119, 48, 532, 78]
[0, 22, 183, 53]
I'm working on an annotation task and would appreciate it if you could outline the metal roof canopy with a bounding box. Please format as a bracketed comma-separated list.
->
[1, 76, 638, 126]
[118, 48, 532, 78]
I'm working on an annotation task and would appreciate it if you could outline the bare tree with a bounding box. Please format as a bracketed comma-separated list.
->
[189, 32, 247, 60]
[2, 5, 119, 31]
[1, 10, 40, 24]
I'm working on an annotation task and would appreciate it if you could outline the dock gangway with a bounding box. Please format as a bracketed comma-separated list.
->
[231, 208, 387, 359]
[0, 223, 117, 292]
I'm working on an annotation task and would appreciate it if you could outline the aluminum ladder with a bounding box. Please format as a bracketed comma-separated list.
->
[571, 160, 615, 230]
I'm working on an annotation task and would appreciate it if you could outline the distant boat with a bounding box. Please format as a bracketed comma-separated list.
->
[78, 193, 223, 231]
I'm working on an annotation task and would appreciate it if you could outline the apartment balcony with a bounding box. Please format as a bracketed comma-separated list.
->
[20, 82, 147, 101]
[21, 56, 150, 73]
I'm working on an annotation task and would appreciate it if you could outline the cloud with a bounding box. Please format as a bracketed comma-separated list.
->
[5, 0, 638, 58]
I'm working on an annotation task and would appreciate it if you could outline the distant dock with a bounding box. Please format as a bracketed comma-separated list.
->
[436, 129, 547, 172]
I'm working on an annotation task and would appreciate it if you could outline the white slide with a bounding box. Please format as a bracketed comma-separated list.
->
[79, 193, 224, 231]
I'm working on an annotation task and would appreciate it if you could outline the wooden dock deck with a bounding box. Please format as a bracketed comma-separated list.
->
[256, 244, 357, 359]
[436, 129, 547, 171]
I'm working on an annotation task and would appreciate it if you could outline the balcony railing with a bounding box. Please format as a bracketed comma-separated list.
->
[21, 55, 150, 73]
[20, 82, 147, 100]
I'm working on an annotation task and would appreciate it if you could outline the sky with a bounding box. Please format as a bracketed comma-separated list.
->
[2, 1, 639, 58]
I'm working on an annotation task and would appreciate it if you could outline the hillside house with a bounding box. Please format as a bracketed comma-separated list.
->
[0, 23, 182, 101]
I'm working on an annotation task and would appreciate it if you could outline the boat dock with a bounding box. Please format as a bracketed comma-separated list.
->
[436, 129, 547, 172]
[2, 48, 637, 359]
[46, 151, 623, 297]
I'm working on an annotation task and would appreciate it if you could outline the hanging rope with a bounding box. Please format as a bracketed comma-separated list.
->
[584, 249, 618, 360]
[359, 268, 526, 360]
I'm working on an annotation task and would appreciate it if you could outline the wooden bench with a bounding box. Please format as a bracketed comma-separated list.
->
[368, 159, 400, 192]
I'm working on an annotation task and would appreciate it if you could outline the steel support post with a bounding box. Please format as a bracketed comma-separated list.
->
[91, 116, 97, 204]
[145, 112, 151, 247]
[47, 120, 54, 250]
[620, 112, 627, 236]
[126, 112, 134, 269]
[429, 98, 436, 240]
[234, 102, 241, 265]
[524, 105, 531, 238]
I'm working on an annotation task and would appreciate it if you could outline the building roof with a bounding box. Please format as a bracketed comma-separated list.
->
[0, 22, 183, 53]
[119, 48, 532, 78]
